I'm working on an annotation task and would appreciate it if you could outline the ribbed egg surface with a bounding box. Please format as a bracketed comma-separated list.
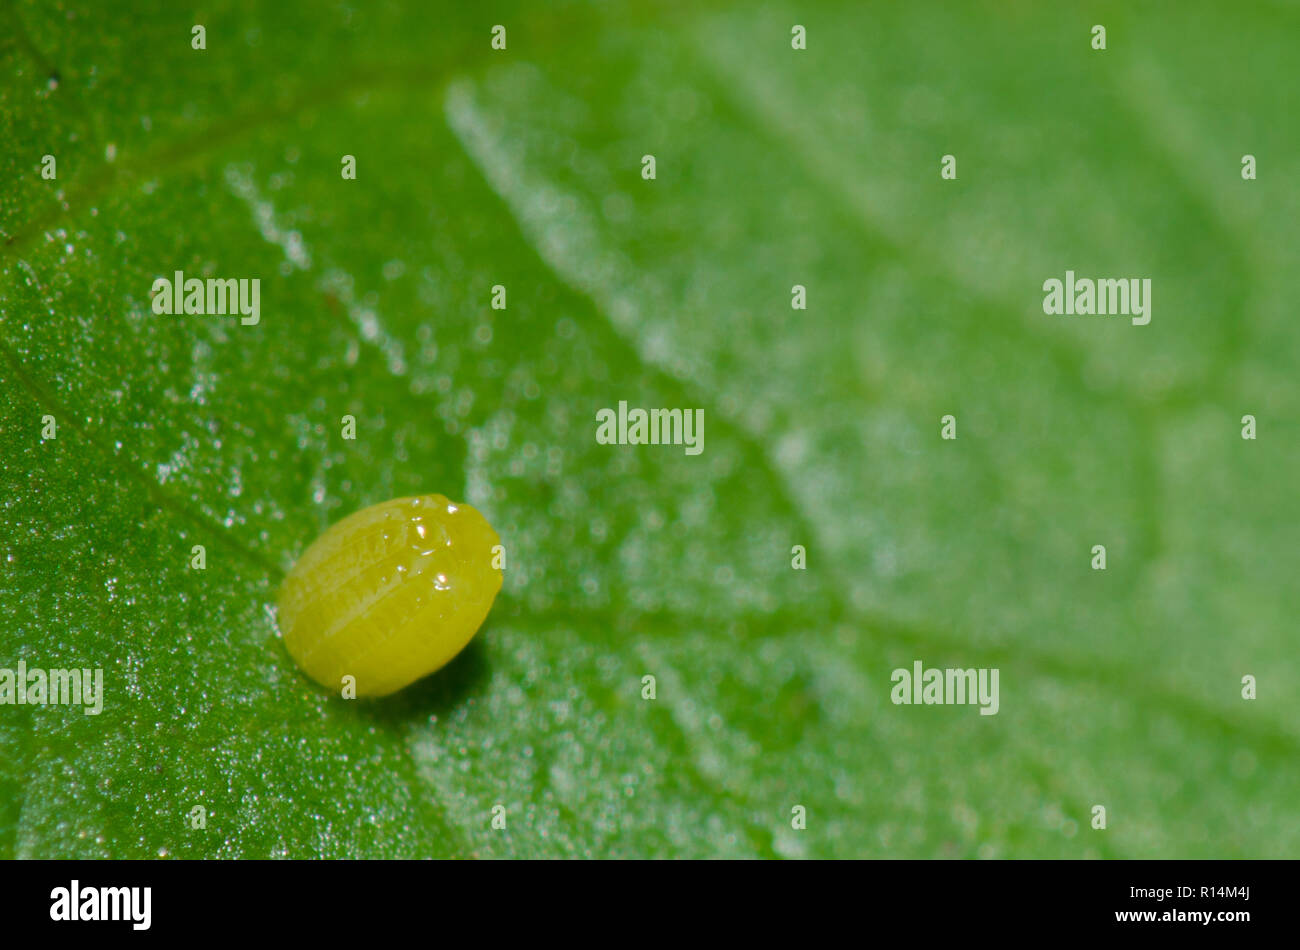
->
[278, 494, 503, 697]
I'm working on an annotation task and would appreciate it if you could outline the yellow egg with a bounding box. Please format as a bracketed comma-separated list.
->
[278, 494, 503, 697]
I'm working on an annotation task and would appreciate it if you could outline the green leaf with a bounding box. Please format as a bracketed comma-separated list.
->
[2, 0, 1296, 858]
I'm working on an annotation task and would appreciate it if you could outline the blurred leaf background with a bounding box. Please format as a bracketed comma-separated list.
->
[1, 0, 1297, 858]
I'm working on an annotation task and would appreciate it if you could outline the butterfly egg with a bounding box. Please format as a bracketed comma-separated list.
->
[278, 494, 503, 697]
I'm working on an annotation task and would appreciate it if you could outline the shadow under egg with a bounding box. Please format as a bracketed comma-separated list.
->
[350, 634, 493, 727]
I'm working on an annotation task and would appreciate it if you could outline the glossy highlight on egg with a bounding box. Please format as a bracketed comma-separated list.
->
[277, 494, 503, 697]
